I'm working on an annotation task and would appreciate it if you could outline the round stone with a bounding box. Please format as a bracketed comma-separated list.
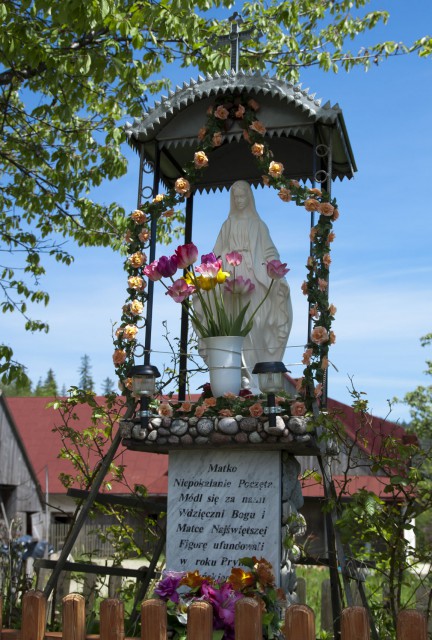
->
[195, 436, 209, 444]
[218, 417, 239, 435]
[197, 418, 214, 436]
[234, 432, 248, 443]
[170, 419, 188, 436]
[131, 425, 147, 440]
[248, 431, 263, 444]
[147, 430, 158, 442]
[168, 435, 180, 444]
[293, 434, 311, 443]
[150, 417, 162, 428]
[157, 427, 170, 437]
[264, 415, 285, 435]
[210, 432, 232, 444]
[239, 417, 258, 432]
[180, 434, 194, 445]
[162, 417, 172, 428]
[188, 417, 198, 426]
[288, 416, 307, 434]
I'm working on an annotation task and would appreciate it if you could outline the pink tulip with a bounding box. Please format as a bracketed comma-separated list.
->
[143, 260, 163, 281]
[174, 243, 199, 269]
[166, 279, 196, 303]
[157, 255, 178, 277]
[224, 276, 255, 295]
[225, 251, 242, 266]
[196, 254, 222, 277]
[266, 259, 290, 279]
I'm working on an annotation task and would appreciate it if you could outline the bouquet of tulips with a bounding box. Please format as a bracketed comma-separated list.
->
[144, 243, 289, 338]
[153, 556, 285, 640]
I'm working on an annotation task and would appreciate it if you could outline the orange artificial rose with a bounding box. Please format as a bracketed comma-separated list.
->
[129, 252, 146, 268]
[278, 187, 291, 202]
[175, 177, 191, 196]
[268, 161, 284, 178]
[131, 209, 146, 224]
[311, 326, 329, 345]
[194, 151, 209, 168]
[304, 198, 321, 212]
[319, 202, 334, 217]
[249, 120, 266, 135]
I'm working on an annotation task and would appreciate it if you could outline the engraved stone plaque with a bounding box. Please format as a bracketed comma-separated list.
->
[166, 449, 281, 582]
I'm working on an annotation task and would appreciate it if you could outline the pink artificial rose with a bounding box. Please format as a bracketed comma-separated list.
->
[158, 402, 173, 417]
[328, 303, 337, 315]
[129, 252, 146, 268]
[309, 188, 322, 197]
[138, 228, 150, 243]
[131, 209, 146, 224]
[267, 259, 289, 279]
[311, 326, 329, 345]
[327, 231, 336, 244]
[175, 243, 199, 269]
[235, 104, 245, 118]
[319, 202, 334, 217]
[302, 349, 313, 365]
[291, 401, 306, 416]
[249, 120, 266, 135]
[214, 105, 229, 120]
[249, 402, 264, 417]
[332, 208, 340, 220]
[289, 179, 300, 188]
[174, 177, 191, 196]
[219, 409, 233, 417]
[268, 161, 284, 178]
[197, 127, 207, 141]
[323, 253, 332, 268]
[179, 401, 192, 412]
[226, 251, 242, 266]
[166, 279, 195, 303]
[248, 98, 260, 111]
[278, 188, 291, 202]
[194, 151, 209, 168]
[204, 396, 217, 407]
[112, 349, 127, 366]
[251, 143, 265, 157]
[212, 132, 223, 147]
[195, 405, 206, 418]
[304, 198, 321, 212]
[301, 281, 308, 295]
[318, 278, 328, 292]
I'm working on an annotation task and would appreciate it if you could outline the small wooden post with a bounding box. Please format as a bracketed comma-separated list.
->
[341, 606, 370, 640]
[235, 598, 262, 640]
[62, 593, 86, 640]
[100, 598, 125, 640]
[141, 599, 167, 640]
[397, 609, 427, 640]
[284, 604, 315, 640]
[21, 590, 46, 640]
[296, 577, 306, 605]
[321, 578, 333, 633]
[187, 601, 213, 640]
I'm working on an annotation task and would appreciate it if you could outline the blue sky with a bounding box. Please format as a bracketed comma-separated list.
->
[2, 1, 431, 422]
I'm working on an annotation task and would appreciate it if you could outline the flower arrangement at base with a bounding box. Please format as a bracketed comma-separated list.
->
[144, 245, 289, 338]
[153, 557, 285, 640]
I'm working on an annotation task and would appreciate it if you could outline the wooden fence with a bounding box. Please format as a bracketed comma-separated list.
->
[0, 591, 428, 640]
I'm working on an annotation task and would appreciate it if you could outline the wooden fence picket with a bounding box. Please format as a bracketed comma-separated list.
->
[235, 598, 262, 640]
[283, 604, 315, 640]
[397, 609, 428, 640]
[62, 593, 86, 640]
[187, 601, 213, 640]
[21, 591, 46, 640]
[99, 598, 124, 640]
[1, 590, 431, 640]
[341, 606, 370, 640]
[141, 599, 167, 640]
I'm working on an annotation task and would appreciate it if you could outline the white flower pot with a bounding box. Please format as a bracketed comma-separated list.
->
[202, 335, 244, 397]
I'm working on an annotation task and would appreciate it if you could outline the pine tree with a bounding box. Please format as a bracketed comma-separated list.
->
[78, 355, 94, 391]
[34, 369, 58, 396]
[101, 377, 116, 395]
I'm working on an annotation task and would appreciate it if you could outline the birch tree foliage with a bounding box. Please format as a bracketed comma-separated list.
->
[0, 0, 430, 382]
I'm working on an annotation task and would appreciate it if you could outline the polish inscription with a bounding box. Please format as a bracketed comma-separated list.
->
[167, 450, 281, 582]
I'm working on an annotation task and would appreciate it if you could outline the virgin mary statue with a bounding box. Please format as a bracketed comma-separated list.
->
[213, 180, 293, 391]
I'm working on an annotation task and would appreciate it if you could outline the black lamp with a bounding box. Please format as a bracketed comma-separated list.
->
[130, 364, 161, 428]
[252, 361, 288, 427]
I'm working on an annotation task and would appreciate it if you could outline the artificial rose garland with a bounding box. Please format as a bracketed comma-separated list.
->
[114, 93, 340, 412]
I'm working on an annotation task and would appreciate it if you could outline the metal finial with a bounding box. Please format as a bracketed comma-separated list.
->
[215, 12, 258, 72]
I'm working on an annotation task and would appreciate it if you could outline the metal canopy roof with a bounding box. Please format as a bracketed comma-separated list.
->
[125, 70, 357, 192]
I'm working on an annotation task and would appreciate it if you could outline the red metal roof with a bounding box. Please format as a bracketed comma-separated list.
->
[5, 397, 168, 496]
